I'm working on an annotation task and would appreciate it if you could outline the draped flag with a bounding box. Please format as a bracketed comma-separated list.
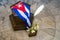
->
[11, 2, 31, 28]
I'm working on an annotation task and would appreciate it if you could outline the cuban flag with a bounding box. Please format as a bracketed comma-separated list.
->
[11, 2, 31, 28]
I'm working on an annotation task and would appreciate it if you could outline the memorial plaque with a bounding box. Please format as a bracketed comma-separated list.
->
[9, 13, 33, 31]
[9, 14, 26, 30]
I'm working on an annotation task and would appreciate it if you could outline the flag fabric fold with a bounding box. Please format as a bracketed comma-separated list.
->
[11, 2, 31, 28]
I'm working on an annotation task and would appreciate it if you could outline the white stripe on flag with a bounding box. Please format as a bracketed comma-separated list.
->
[17, 9, 31, 26]
[24, 5, 30, 17]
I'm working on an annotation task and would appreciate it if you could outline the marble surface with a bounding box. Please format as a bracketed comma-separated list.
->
[0, 0, 60, 40]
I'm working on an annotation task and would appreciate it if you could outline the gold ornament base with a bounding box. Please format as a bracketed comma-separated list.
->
[28, 19, 39, 37]
[29, 31, 37, 37]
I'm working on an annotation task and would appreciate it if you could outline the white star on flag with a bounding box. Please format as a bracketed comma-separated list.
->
[18, 5, 22, 8]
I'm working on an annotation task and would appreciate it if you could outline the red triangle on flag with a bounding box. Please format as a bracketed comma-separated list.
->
[12, 2, 26, 12]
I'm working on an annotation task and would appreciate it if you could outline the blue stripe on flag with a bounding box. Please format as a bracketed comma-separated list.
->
[24, 3, 30, 11]
[24, 3, 31, 18]
[24, 12, 30, 18]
